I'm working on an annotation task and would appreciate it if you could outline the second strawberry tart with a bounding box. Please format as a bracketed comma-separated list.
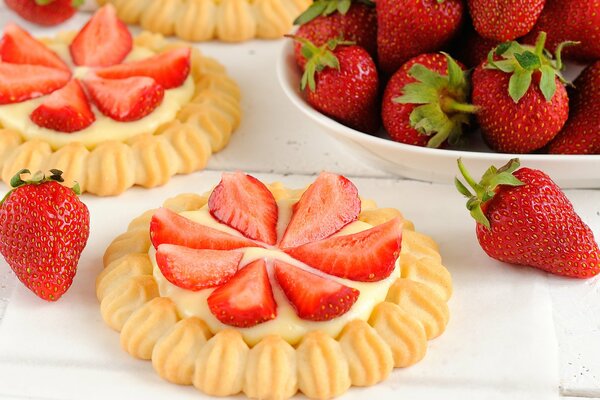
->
[97, 171, 453, 399]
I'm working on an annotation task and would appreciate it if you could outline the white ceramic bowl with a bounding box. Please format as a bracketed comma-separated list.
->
[276, 41, 600, 189]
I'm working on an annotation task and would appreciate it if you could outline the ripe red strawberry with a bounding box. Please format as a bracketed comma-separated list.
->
[0, 63, 70, 105]
[285, 217, 402, 282]
[150, 208, 259, 250]
[456, 159, 600, 279]
[83, 76, 164, 122]
[467, 0, 545, 42]
[273, 260, 359, 321]
[30, 79, 95, 133]
[472, 34, 570, 153]
[524, 0, 600, 62]
[207, 259, 277, 327]
[4, 0, 82, 26]
[0, 23, 69, 71]
[293, 0, 377, 70]
[155, 244, 242, 291]
[280, 171, 360, 248]
[95, 48, 191, 90]
[69, 4, 132, 67]
[382, 53, 477, 148]
[208, 171, 278, 245]
[377, 0, 464, 75]
[0, 169, 90, 301]
[295, 38, 380, 134]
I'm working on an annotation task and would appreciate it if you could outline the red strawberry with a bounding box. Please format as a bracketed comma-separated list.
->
[293, 0, 377, 70]
[207, 259, 277, 328]
[382, 53, 477, 148]
[30, 79, 95, 133]
[549, 61, 600, 155]
[0, 63, 70, 105]
[0, 169, 90, 301]
[472, 34, 570, 153]
[285, 217, 402, 282]
[273, 260, 359, 321]
[4, 0, 81, 26]
[524, 0, 600, 62]
[83, 76, 164, 122]
[208, 172, 278, 245]
[456, 159, 600, 279]
[0, 23, 69, 71]
[155, 244, 242, 291]
[280, 172, 360, 248]
[295, 38, 380, 134]
[377, 0, 464, 75]
[150, 208, 259, 250]
[69, 4, 132, 67]
[95, 48, 191, 90]
[467, 0, 545, 42]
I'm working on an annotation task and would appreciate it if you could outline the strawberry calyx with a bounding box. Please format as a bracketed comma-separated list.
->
[394, 53, 478, 148]
[1, 169, 80, 205]
[485, 32, 578, 103]
[455, 158, 524, 229]
[293, 0, 375, 25]
[34, 0, 83, 6]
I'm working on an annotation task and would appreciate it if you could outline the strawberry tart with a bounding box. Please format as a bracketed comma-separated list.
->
[0, 5, 241, 196]
[97, 172, 452, 399]
[97, 0, 311, 42]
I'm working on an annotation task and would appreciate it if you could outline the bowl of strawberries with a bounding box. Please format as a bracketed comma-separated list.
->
[277, 0, 600, 188]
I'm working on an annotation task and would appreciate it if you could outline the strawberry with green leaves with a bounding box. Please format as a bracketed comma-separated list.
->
[467, 0, 545, 42]
[382, 52, 477, 148]
[0, 169, 90, 301]
[456, 158, 600, 279]
[471, 33, 571, 153]
[4, 0, 83, 26]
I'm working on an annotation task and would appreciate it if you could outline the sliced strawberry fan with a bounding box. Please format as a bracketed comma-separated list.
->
[151, 171, 403, 328]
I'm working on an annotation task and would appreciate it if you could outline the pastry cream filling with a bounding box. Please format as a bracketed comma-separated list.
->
[151, 199, 400, 346]
[0, 44, 195, 150]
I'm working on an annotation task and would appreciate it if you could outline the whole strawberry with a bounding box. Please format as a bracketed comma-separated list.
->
[382, 52, 477, 147]
[377, 0, 464, 75]
[293, 0, 377, 70]
[472, 33, 570, 153]
[467, 0, 545, 42]
[549, 61, 600, 155]
[4, 0, 83, 26]
[456, 159, 600, 279]
[294, 37, 380, 133]
[525, 0, 600, 62]
[0, 169, 90, 301]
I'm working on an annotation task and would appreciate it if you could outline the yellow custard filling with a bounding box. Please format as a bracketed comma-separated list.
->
[151, 200, 400, 346]
[0, 44, 195, 150]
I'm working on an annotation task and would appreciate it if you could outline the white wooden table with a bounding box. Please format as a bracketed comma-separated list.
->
[0, 8, 598, 400]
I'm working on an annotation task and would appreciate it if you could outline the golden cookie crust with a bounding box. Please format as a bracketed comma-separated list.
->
[96, 0, 311, 42]
[0, 32, 241, 196]
[97, 184, 453, 399]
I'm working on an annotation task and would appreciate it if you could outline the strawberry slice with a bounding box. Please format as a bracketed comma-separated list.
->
[0, 23, 70, 72]
[279, 172, 360, 248]
[207, 259, 277, 328]
[285, 217, 403, 282]
[0, 63, 70, 105]
[69, 4, 132, 67]
[30, 79, 95, 133]
[155, 244, 242, 291]
[96, 48, 191, 90]
[273, 260, 359, 321]
[150, 208, 260, 250]
[83, 76, 164, 122]
[208, 172, 278, 245]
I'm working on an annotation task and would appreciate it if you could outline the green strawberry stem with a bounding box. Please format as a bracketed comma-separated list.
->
[455, 158, 524, 229]
[294, 0, 375, 25]
[394, 53, 478, 148]
[1, 169, 80, 205]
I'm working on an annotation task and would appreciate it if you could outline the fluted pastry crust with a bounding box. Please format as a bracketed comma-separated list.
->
[96, 0, 311, 42]
[97, 187, 453, 399]
[0, 32, 241, 196]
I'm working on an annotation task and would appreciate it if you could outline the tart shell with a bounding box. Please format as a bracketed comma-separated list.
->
[97, 184, 453, 399]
